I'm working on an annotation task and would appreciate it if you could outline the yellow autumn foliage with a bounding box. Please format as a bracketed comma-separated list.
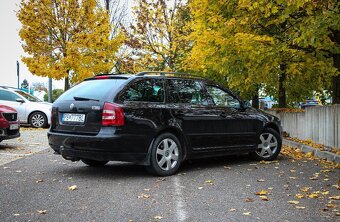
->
[18, 0, 125, 89]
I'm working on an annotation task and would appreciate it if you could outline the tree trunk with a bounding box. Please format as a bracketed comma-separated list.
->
[331, 29, 340, 104]
[332, 70, 340, 104]
[252, 87, 259, 109]
[278, 63, 287, 108]
[64, 71, 70, 91]
[105, 0, 110, 11]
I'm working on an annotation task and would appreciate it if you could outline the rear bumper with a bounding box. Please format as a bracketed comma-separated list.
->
[48, 128, 150, 164]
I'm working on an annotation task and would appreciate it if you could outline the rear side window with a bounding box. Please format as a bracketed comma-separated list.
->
[0, 90, 20, 102]
[120, 79, 164, 102]
[57, 79, 126, 101]
[167, 79, 208, 105]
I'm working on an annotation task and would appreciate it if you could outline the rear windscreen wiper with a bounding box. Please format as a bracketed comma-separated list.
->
[73, 96, 99, 102]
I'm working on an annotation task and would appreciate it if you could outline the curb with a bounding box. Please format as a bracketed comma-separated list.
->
[283, 139, 340, 164]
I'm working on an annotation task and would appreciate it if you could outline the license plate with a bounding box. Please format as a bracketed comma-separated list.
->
[62, 113, 85, 123]
[10, 123, 19, 130]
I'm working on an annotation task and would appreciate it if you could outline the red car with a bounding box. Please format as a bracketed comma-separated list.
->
[0, 105, 20, 143]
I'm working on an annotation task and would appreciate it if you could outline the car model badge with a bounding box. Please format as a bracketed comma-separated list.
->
[92, 106, 100, 110]
[70, 103, 75, 110]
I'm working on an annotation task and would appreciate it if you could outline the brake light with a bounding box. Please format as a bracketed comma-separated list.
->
[102, 103, 124, 126]
[95, 75, 109, 79]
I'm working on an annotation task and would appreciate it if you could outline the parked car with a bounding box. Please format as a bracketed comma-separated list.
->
[0, 105, 20, 143]
[300, 99, 321, 109]
[48, 72, 282, 176]
[0, 86, 51, 128]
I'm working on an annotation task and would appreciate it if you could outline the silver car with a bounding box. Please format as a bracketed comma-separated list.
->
[0, 86, 51, 128]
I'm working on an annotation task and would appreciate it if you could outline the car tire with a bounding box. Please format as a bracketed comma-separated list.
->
[146, 133, 182, 176]
[29, 112, 48, 128]
[250, 128, 282, 161]
[81, 159, 108, 167]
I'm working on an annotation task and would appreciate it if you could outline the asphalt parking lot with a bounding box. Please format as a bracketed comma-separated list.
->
[0, 128, 339, 222]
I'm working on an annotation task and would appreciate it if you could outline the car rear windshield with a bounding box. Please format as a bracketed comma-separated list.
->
[57, 79, 127, 101]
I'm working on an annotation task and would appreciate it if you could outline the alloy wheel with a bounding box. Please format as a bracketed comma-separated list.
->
[256, 133, 278, 158]
[31, 113, 45, 127]
[156, 138, 179, 171]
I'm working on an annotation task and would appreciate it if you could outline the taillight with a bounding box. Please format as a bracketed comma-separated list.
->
[51, 109, 56, 125]
[102, 102, 124, 126]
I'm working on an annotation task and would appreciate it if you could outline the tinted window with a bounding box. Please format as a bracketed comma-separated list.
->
[206, 85, 240, 108]
[121, 79, 164, 102]
[57, 79, 126, 101]
[0, 90, 20, 102]
[168, 79, 208, 105]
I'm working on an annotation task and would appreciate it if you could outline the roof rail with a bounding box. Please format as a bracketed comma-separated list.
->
[136, 71, 208, 80]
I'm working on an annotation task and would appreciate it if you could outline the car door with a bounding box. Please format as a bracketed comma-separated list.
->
[205, 84, 261, 150]
[166, 78, 226, 151]
[0, 89, 27, 123]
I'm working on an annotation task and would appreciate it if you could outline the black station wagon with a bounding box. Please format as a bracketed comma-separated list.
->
[48, 71, 282, 176]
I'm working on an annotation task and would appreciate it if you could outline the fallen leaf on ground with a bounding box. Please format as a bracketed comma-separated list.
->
[321, 191, 329, 195]
[205, 180, 214, 184]
[68, 185, 77, 191]
[288, 200, 300, 205]
[326, 204, 337, 209]
[224, 166, 231, 169]
[257, 179, 265, 182]
[255, 190, 267, 195]
[295, 194, 304, 199]
[36, 179, 44, 183]
[300, 187, 310, 192]
[245, 198, 254, 202]
[329, 196, 340, 200]
[229, 208, 236, 212]
[37, 210, 47, 214]
[243, 212, 251, 216]
[144, 188, 150, 192]
[13, 214, 20, 216]
[295, 206, 306, 209]
[154, 215, 163, 220]
[198, 187, 203, 190]
[308, 193, 319, 199]
[260, 196, 269, 201]
[138, 193, 150, 199]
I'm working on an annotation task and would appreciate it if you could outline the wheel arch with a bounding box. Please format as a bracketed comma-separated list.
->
[142, 127, 188, 166]
[263, 122, 280, 134]
[27, 111, 48, 126]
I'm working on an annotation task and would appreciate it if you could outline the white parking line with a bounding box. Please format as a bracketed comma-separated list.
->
[173, 176, 187, 221]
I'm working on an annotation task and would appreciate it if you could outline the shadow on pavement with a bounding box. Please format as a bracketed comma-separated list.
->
[56, 154, 289, 179]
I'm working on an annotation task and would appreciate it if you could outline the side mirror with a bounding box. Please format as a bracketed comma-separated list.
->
[16, 98, 25, 103]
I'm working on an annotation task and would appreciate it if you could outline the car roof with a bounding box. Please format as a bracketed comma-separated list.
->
[87, 71, 211, 82]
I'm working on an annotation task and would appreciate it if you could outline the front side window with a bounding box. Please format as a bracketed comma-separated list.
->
[121, 79, 164, 102]
[206, 85, 240, 109]
[0, 90, 20, 102]
[167, 79, 208, 105]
